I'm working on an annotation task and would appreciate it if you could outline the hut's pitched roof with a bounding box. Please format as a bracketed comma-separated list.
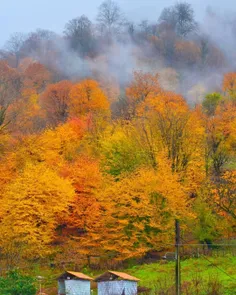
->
[58, 271, 93, 281]
[95, 270, 140, 282]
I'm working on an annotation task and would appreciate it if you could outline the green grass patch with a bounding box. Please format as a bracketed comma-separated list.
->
[126, 256, 236, 294]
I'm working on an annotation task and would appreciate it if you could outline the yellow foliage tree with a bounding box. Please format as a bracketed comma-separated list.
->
[204, 100, 236, 176]
[97, 158, 191, 260]
[144, 91, 204, 175]
[132, 90, 205, 194]
[8, 117, 86, 172]
[0, 164, 75, 260]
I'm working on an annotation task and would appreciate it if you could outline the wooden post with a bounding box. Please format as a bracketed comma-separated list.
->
[175, 220, 181, 295]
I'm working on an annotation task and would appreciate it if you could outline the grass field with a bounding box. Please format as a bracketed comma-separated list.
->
[38, 255, 236, 294]
[127, 256, 236, 294]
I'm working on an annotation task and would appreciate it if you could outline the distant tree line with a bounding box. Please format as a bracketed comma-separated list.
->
[0, 1, 227, 72]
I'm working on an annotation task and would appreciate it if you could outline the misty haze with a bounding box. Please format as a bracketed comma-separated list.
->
[1, 0, 236, 103]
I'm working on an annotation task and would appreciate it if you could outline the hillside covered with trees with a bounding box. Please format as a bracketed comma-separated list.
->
[0, 0, 235, 279]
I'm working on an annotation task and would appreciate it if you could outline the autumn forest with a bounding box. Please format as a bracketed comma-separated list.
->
[0, 0, 235, 276]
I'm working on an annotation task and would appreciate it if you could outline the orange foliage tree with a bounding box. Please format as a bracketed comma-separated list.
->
[60, 157, 103, 231]
[126, 71, 161, 117]
[175, 41, 200, 66]
[40, 80, 73, 125]
[23, 62, 51, 93]
[222, 72, 236, 100]
[59, 157, 106, 265]
[6, 90, 45, 134]
[0, 61, 21, 107]
[69, 79, 110, 117]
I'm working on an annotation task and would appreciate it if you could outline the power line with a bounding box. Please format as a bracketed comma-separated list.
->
[199, 254, 236, 282]
[176, 243, 236, 246]
[180, 237, 236, 282]
[158, 243, 236, 246]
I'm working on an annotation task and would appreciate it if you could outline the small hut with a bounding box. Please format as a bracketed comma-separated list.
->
[95, 271, 140, 295]
[57, 271, 93, 295]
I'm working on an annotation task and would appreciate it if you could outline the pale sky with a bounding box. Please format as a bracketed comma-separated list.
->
[0, 0, 235, 46]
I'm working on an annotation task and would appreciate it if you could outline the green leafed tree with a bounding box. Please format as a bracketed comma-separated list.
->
[202, 92, 222, 116]
[0, 270, 36, 295]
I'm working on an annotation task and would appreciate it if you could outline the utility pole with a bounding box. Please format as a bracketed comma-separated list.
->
[175, 219, 181, 295]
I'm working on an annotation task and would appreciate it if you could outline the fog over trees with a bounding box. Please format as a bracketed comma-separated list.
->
[1, 0, 236, 104]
